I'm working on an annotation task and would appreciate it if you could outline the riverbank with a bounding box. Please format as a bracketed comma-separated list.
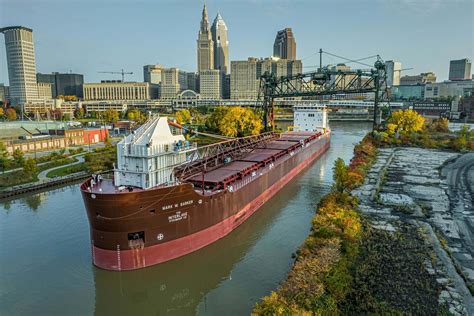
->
[253, 128, 474, 314]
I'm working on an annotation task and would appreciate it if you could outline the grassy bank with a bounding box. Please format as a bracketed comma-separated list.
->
[253, 135, 378, 315]
[0, 157, 77, 189]
[46, 162, 87, 178]
[0, 170, 38, 189]
[373, 116, 474, 151]
[253, 112, 473, 314]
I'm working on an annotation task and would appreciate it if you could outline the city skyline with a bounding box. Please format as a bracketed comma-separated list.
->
[0, 0, 473, 85]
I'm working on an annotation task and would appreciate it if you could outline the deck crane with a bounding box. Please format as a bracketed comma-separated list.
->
[98, 69, 133, 82]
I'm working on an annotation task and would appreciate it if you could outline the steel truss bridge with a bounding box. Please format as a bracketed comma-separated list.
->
[257, 52, 389, 130]
[173, 51, 390, 180]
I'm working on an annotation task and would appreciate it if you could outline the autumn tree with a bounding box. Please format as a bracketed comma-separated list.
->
[190, 108, 205, 124]
[206, 106, 262, 137]
[12, 148, 25, 167]
[126, 109, 146, 124]
[0, 107, 4, 119]
[56, 95, 77, 101]
[386, 109, 425, 135]
[6, 108, 17, 121]
[175, 109, 191, 124]
[103, 109, 119, 123]
[0, 141, 10, 172]
[427, 118, 449, 133]
[64, 95, 77, 101]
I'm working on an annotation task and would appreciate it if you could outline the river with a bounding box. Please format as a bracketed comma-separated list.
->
[0, 121, 372, 316]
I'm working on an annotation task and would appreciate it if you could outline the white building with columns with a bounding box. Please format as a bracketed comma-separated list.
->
[83, 81, 150, 100]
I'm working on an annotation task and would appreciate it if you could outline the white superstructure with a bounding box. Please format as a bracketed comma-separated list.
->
[114, 116, 197, 189]
[293, 105, 328, 132]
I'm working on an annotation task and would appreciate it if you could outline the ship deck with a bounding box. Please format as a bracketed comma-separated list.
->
[186, 131, 322, 193]
[81, 131, 323, 195]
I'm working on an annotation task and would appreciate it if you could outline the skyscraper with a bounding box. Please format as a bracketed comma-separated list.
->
[211, 13, 229, 74]
[231, 57, 303, 100]
[199, 69, 221, 99]
[273, 28, 296, 60]
[143, 65, 163, 84]
[449, 59, 472, 81]
[160, 68, 181, 99]
[0, 26, 39, 105]
[197, 4, 214, 72]
[385, 60, 402, 87]
[37, 72, 84, 98]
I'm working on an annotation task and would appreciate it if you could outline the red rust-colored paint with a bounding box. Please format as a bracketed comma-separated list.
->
[89, 135, 330, 271]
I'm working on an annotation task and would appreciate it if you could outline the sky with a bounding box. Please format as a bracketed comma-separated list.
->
[0, 0, 473, 84]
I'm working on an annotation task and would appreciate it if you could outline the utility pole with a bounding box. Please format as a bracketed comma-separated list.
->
[319, 48, 323, 73]
[373, 57, 385, 131]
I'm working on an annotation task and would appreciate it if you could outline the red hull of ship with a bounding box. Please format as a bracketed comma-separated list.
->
[82, 132, 330, 271]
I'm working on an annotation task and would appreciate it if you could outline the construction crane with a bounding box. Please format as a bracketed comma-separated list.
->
[98, 69, 133, 82]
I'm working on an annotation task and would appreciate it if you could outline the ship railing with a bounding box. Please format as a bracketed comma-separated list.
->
[175, 132, 280, 181]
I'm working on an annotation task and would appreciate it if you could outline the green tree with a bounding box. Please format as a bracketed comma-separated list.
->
[104, 134, 112, 147]
[451, 124, 473, 151]
[23, 157, 37, 178]
[332, 158, 348, 193]
[0, 141, 10, 172]
[85, 146, 117, 172]
[6, 108, 17, 121]
[103, 109, 119, 123]
[12, 148, 25, 167]
[74, 108, 85, 119]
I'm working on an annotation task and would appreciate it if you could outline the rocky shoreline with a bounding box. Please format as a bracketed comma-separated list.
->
[352, 148, 474, 315]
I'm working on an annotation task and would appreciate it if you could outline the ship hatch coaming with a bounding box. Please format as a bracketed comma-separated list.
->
[173, 132, 280, 181]
[184, 131, 323, 193]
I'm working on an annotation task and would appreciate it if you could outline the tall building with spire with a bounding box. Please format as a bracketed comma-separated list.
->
[211, 13, 229, 75]
[197, 4, 214, 72]
[273, 28, 296, 60]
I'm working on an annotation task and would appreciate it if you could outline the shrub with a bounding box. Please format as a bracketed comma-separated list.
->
[426, 118, 449, 133]
[387, 109, 425, 135]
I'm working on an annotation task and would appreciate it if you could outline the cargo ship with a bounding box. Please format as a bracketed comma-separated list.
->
[81, 105, 330, 271]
